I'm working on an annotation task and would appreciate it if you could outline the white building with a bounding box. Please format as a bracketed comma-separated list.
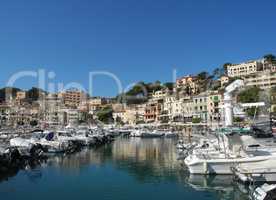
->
[44, 94, 64, 125]
[227, 60, 262, 77]
[207, 92, 223, 123]
[152, 90, 166, 100]
[192, 93, 208, 122]
[244, 71, 276, 89]
[163, 96, 176, 119]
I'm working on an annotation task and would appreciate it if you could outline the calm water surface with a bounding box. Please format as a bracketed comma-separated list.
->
[0, 138, 249, 200]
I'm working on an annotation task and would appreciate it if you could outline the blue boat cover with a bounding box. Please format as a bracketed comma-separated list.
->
[45, 132, 54, 141]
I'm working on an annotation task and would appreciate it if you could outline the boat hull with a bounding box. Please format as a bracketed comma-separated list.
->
[185, 155, 271, 175]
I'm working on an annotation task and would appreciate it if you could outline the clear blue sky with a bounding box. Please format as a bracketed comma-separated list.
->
[0, 0, 276, 96]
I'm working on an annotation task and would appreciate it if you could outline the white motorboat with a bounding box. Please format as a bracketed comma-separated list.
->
[141, 130, 164, 138]
[184, 130, 276, 175]
[32, 131, 73, 154]
[10, 137, 33, 148]
[185, 152, 276, 175]
[164, 131, 178, 138]
[130, 129, 143, 137]
[232, 159, 276, 184]
[74, 130, 96, 146]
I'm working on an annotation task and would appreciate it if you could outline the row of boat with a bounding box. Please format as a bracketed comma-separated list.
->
[0, 126, 117, 178]
[129, 129, 178, 138]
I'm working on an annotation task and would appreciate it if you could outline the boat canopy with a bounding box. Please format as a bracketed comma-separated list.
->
[45, 132, 54, 141]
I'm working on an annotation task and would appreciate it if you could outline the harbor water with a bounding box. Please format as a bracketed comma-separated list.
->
[0, 138, 249, 200]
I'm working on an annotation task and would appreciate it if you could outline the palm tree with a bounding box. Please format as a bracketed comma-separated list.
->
[213, 68, 220, 79]
[223, 62, 232, 71]
[264, 54, 276, 63]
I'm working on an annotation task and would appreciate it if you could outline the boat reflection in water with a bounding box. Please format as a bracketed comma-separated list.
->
[0, 138, 251, 200]
[186, 174, 249, 200]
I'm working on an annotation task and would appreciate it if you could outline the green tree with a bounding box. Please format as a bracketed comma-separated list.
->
[264, 54, 276, 63]
[192, 117, 201, 123]
[26, 87, 47, 101]
[238, 86, 260, 116]
[196, 71, 214, 92]
[223, 63, 232, 71]
[0, 87, 21, 102]
[96, 106, 113, 124]
[163, 82, 174, 90]
[213, 68, 220, 79]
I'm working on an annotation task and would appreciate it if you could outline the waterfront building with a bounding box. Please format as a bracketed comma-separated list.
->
[0, 103, 12, 126]
[62, 108, 80, 125]
[171, 96, 193, 122]
[162, 96, 176, 121]
[113, 105, 144, 125]
[144, 99, 163, 123]
[192, 93, 208, 122]
[227, 60, 263, 78]
[43, 93, 64, 125]
[9, 104, 37, 126]
[207, 91, 223, 124]
[181, 96, 194, 123]
[171, 98, 182, 121]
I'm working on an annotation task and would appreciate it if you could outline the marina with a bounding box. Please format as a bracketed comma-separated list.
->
[0, 137, 250, 200]
[1, 80, 276, 200]
[1, 1, 276, 199]
[0, 124, 276, 200]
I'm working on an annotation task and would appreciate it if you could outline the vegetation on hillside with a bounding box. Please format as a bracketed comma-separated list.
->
[117, 81, 174, 104]
[96, 106, 114, 124]
[26, 87, 47, 102]
[0, 87, 21, 102]
[237, 86, 260, 116]
[264, 54, 276, 64]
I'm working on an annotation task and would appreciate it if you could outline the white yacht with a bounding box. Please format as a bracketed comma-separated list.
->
[184, 128, 276, 175]
[140, 130, 164, 138]
[232, 159, 276, 183]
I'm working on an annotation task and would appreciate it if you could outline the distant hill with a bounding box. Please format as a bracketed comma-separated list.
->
[0, 87, 48, 103]
[25, 87, 48, 102]
[0, 87, 21, 102]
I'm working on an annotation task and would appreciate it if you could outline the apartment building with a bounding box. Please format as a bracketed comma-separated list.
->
[42, 93, 64, 125]
[244, 71, 276, 89]
[181, 97, 193, 122]
[144, 99, 162, 123]
[60, 89, 87, 108]
[175, 75, 198, 94]
[88, 97, 107, 113]
[227, 60, 262, 77]
[171, 96, 193, 122]
[152, 90, 166, 100]
[62, 109, 80, 125]
[192, 93, 208, 122]
[207, 92, 223, 123]
[162, 96, 175, 119]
